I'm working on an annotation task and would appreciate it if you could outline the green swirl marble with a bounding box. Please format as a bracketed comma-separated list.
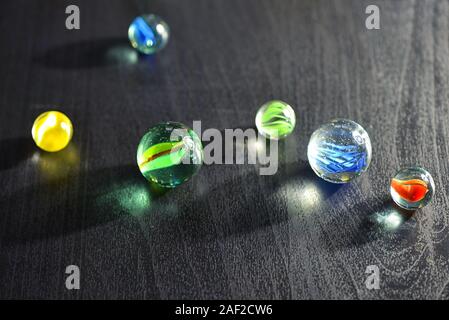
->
[255, 100, 296, 140]
[137, 122, 203, 188]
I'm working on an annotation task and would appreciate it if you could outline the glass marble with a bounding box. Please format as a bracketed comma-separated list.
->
[128, 14, 170, 55]
[137, 122, 203, 188]
[390, 167, 434, 210]
[255, 100, 296, 140]
[31, 111, 73, 152]
[307, 119, 372, 183]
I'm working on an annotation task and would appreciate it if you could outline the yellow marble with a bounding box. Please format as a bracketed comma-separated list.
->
[32, 111, 73, 152]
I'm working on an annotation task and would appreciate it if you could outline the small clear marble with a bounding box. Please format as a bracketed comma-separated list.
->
[390, 167, 434, 210]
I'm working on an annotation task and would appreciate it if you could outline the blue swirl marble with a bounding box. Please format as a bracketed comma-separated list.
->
[128, 14, 170, 54]
[311, 141, 368, 173]
[307, 119, 372, 183]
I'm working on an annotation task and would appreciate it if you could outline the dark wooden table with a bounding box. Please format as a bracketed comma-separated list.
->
[1, 0, 449, 299]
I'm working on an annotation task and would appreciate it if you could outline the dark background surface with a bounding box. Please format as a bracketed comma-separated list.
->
[1, 0, 449, 299]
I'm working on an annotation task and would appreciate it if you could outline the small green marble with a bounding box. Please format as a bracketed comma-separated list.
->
[255, 100, 296, 140]
[137, 122, 203, 188]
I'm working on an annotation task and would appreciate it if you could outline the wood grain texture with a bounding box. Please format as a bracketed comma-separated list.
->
[1, 0, 449, 299]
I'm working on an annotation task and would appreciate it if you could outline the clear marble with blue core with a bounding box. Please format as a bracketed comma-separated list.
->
[128, 14, 170, 54]
[307, 119, 372, 183]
